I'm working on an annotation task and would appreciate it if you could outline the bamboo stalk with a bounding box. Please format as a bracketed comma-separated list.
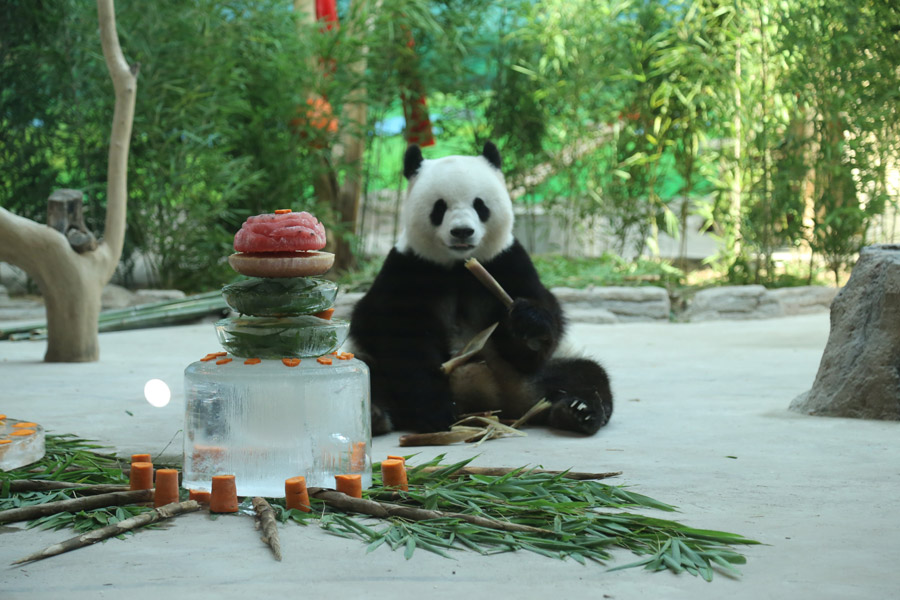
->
[308, 487, 553, 535]
[8, 480, 129, 495]
[0, 489, 152, 524]
[464, 257, 514, 308]
[11, 500, 200, 565]
[252, 497, 282, 562]
[414, 466, 622, 481]
[398, 428, 483, 447]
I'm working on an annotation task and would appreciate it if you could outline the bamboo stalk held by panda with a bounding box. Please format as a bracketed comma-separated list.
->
[464, 257, 514, 308]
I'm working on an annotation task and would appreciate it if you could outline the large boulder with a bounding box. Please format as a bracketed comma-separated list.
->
[790, 244, 900, 420]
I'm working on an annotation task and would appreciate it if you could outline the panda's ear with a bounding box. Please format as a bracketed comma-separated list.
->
[404, 145, 424, 180]
[482, 141, 502, 170]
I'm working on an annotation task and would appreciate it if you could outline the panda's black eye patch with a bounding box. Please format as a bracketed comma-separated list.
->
[430, 199, 447, 226]
[473, 197, 491, 222]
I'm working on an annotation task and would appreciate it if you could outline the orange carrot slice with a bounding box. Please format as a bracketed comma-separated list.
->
[201, 352, 227, 361]
[350, 441, 367, 471]
[387, 455, 406, 464]
[244, 358, 261, 365]
[317, 356, 333, 365]
[282, 358, 301, 367]
[334, 474, 362, 498]
[0, 440, 11, 445]
[274, 209, 292, 214]
[314, 307, 335, 320]
[189, 489, 211, 504]
[9, 429, 35, 437]
[381, 459, 409, 491]
[0, 414, 6, 420]
[131, 453, 151, 464]
[13, 422, 38, 428]
[210, 475, 239, 513]
[154, 468, 180, 508]
[216, 358, 232, 365]
[337, 352, 355, 360]
[285, 476, 311, 512]
[129, 461, 154, 491]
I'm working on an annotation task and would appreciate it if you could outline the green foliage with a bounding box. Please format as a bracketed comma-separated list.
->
[531, 253, 684, 289]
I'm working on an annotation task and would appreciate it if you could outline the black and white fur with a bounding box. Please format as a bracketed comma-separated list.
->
[349, 142, 613, 435]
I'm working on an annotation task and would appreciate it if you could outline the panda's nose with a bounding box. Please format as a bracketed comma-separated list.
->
[450, 227, 474, 239]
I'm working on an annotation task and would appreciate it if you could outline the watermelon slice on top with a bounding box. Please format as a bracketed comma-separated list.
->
[234, 211, 326, 253]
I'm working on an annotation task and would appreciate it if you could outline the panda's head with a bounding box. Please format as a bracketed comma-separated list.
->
[396, 141, 515, 266]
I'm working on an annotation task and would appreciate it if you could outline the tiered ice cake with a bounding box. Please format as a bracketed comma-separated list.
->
[183, 211, 370, 497]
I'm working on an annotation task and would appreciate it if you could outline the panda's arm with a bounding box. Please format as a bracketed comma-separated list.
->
[349, 250, 458, 431]
[481, 241, 564, 372]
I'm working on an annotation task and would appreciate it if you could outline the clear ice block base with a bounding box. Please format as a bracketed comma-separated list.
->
[183, 357, 370, 497]
[0, 418, 46, 470]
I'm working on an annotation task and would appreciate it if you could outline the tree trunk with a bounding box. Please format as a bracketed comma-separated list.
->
[0, 0, 136, 362]
[295, 0, 372, 274]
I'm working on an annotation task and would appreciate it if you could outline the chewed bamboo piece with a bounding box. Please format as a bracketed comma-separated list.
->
[308, 487, 552, 536]
[252, 497, 282, 561]
[11, 500, 200, 565]
[7, 480, 129, 495]
[0, 490, 153, 525]
[414, 466, 623, 481]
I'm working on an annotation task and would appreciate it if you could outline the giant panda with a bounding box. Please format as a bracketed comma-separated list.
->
[348, 142, 613, 436]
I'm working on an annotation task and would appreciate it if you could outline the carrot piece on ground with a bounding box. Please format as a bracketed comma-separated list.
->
[285, 476, 311, 512]
[274, 209, 292, 214]
[0, 414, 6, 420]
[189, 489, 211, 504]
[13, 422, 38, 428]
[334, 474, 362, 498]
[210, 475, 239, 513]
[350, 441, 367, 471]
[314, 307, 335, 320]
[129, 461, 154, 491]
[282, 358, 301, 367]
[154, 468, 181, 508]
[380, 459, 409, 491]
[131, 453, 151, 464]
[317, 356, 333, 365]
[0, 440, 11, 445]
[9, 429, 35, 436]
[337, 352, 354, 360]
[244, 358, 261, 365]
[216, 358, 232, 365]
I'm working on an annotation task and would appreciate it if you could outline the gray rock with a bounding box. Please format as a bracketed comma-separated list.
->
[552, 286, 670, 321]
[685, 285, 781, 321]
[768, 286, 838, 315]
[134, 289, 186, 305]
[790, 244, 900, 420]
[101, 284, 136, 309]
[563, 306, 620, 324]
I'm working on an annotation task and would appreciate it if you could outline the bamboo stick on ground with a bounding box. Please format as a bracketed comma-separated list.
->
[11, 500, 200, 565]
[414, 466, 622, 481]
[308, 488, 552, 535]
[0, 489, 152, 524]
[8, 480, 129, 495]
[252, 497, 282, 562]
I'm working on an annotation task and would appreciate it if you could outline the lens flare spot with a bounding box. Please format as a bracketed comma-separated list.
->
[144, 379, 171, 408]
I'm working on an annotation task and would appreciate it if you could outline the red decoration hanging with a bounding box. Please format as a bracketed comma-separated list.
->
[400, 31, 435, 147]
[316, 0, 338, 32]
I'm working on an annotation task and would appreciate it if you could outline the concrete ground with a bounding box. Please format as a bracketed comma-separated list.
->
[1, 313, 898, 599]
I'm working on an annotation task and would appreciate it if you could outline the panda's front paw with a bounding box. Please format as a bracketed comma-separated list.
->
[508, 298, 555, 351]
[548, 394, 611, 435]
